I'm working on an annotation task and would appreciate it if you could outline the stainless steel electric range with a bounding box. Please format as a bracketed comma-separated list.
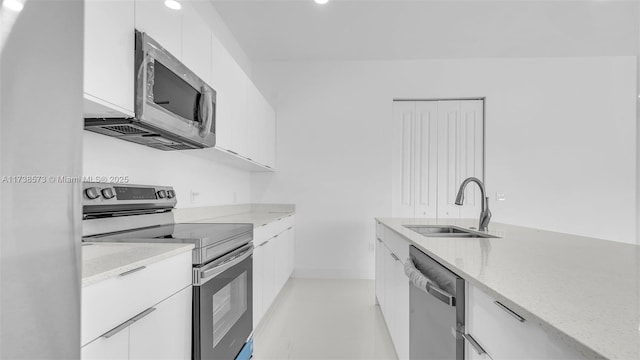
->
[82, 182, 254, 360]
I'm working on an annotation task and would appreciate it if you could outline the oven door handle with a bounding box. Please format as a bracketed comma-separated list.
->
[196, 244, 253, 285]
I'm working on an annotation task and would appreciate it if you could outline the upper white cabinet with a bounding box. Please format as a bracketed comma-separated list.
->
[211, 34, 248, 156]
[134, 0, 182, 59]
[392, 100, 484, 219]
[181, 2, 212, 85]
[211, 33, 276, 170]
[84, 0, 276, 170]
[247, 82, 276, 169]
[84, 0, 135, 118]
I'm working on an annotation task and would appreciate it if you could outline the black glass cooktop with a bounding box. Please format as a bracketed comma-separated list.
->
[88, 223, 252, 248]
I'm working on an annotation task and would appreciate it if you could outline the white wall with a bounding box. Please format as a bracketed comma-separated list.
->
[252, 56, 636, 279]
[2, 0, 83, 357]
[84, 132, 250, 208]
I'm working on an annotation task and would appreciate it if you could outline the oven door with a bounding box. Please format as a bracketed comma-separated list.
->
[135, 31, 216, 147]
[193, 244, 253, 360]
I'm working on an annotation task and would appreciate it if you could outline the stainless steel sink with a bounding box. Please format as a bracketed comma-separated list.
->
[404, 225, 499, 238]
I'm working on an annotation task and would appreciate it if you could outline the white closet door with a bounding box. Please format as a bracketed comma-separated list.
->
[413, 102, 439, 218]
[436, 100, 484, 219]
[392, 101, 417, 217]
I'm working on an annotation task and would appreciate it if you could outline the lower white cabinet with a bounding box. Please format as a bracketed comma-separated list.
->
[129, 286, 192, 360]
[81, 326, 129, 360]
[253, 215, 296, 329]
[82, 251, 192, 360]
[375, 221, 410, 360]
[466, 284, 588, 360]
[82, 286, 191, 360]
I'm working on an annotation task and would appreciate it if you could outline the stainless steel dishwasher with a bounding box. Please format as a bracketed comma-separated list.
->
[405, 245, 465, 360]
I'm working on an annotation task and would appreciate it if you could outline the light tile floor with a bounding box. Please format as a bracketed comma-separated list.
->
[253, 278, 397, 360]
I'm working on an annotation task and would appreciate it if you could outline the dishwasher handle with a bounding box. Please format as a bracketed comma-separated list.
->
[404, 258, 456, 307]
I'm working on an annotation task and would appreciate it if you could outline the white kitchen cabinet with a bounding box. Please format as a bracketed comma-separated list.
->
[252, 243, 265, 329]
[466, 284, 588, 360]
[134, 0, 182, 59]
[84, 0, 135, 118]
[392, 100, 484, 219]
[211, 34, 276, 170]
[247, 82, 277, 168]
[81, 327, 129, 360]
[129, 286, 192, 360]
[375, 222, 410, 360]
[374, 238, 386, 309]
[82, 251, 192, 359]
[181, 1, 212, 85]
[252, 216, 296, 329]
[211, 34, 248, 156]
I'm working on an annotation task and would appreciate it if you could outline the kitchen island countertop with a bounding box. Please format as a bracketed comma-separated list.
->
[376, 218, 640, 360]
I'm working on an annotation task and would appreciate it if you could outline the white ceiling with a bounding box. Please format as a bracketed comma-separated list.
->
[210, 0, 639, 62]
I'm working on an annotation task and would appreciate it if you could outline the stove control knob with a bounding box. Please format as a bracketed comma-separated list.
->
[157, 190, 167, 199]
[167, 190, 175, 199]
[84, 187, 101, 200]
[101, 188, 115, 200]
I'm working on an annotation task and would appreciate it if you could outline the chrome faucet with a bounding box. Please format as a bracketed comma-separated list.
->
[455, 177, 491, 232]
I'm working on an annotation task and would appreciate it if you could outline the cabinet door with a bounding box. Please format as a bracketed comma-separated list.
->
[262, 98, 276, 169]
[436, 100, 484, 219]
[84, 0, 135, 117]
[81, 328, 129, 360]
[382, 245, 397, 331]
[181, 1, 212, 85]
[262, 239, 277, 312]
[129, 286, 192, 360]
[375, 238, 386, 308]
[393, 259, 410, 360]
[247, 83, 277, 168]
[275, 232, 289, 294]
[246, 81, 262, 163]
[286, 226, 295, 278]
[211, 35, 248, 155]
[252, 243, 265, 329]
[134, 0, 182, 59]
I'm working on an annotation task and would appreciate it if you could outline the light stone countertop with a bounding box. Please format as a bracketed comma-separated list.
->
[376, 218, 640, 360]
[190, 211, 294, 227]
[82, 242, 194, 287]
[173, 204, 295, 228]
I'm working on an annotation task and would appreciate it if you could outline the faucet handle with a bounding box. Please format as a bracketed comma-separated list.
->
[480, 196, 492, 231]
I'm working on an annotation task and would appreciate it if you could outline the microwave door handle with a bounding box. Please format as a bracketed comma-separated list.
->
[198, 87, 213, 138]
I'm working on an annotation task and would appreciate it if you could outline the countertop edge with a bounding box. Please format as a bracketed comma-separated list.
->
[82, 243, 195, 287]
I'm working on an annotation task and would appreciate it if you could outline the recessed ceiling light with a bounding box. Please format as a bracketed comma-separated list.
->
[3, 0, 24, 12]
[314, 0, 329, 4]
[164, 0, 181, 10]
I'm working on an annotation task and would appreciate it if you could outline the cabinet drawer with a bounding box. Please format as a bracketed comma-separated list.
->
[468, 285, 547, 359]
[253, 214, 295, 246]
[82, 252, 192, 345]
[278, 214, 295, 233]
[381, 226, 409, 260]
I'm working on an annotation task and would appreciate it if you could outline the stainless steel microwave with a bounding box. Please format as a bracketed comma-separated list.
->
[85, 31, 216, 151]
